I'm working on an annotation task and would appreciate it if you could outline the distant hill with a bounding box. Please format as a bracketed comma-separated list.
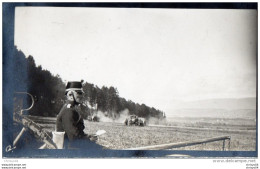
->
[166, 97, 256, 119]
[176, 97, 256, 110]
[168, 108, 256, 119]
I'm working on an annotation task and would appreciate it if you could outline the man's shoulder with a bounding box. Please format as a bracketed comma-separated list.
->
[59, 104, 75, 114]
[66, 104, 73, 109]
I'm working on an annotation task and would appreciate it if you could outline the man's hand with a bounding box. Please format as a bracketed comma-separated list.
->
[88, 135, 98, 142]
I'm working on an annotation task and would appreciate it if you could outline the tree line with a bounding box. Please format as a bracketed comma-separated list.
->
[13, 46, 166, 120]
[83, 82, 165, 119]
[13, 46, 65, 117]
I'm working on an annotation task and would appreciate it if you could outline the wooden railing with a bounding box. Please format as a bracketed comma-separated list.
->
[126, 136, 231, 151]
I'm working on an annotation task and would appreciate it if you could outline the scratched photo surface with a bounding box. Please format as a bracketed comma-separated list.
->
[3, 5, 257, 158]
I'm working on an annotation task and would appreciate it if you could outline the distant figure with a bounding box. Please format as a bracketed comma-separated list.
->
[56, 81, 102, 149]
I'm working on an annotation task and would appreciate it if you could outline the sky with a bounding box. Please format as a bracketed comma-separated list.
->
[14, 7, 257, 114]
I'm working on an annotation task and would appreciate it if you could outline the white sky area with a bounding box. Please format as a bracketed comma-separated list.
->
[15, 7, 257, 114]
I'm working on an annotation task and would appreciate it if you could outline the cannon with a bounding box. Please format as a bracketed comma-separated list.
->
[87, 114, 100, 122]
[91, 114, 100, 122]
[137, 117, 146, 126]
[124, 115, 146, 126]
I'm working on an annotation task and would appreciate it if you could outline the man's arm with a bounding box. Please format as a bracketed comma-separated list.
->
[62, 109, 79, 141]
[56, 104, 67, 131]
[56, 112, 64, 132]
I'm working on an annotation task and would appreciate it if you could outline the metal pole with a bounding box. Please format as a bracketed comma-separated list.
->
[39, 143, 47, 149]
[126, 136, 231, 150]
[13, 127, 27, 146]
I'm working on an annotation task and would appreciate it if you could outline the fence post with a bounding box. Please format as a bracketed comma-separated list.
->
[222, 140, 225, 151]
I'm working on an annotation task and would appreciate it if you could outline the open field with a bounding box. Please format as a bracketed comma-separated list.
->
[27, 116, 256, 151]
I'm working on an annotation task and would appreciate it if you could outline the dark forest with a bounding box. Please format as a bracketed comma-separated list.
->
[12, 46, 166, 120]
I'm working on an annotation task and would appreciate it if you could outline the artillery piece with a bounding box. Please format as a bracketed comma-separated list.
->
[124, 115, 146, 126]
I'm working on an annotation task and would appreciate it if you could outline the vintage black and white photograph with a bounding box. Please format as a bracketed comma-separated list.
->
[2, 3, 257, 159]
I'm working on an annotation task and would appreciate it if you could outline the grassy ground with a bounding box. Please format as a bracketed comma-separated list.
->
[84, 120, 256, 151]
[28, 116, 256, 151]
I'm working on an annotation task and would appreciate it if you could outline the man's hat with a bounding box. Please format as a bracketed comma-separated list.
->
[65, 81, 83, 94]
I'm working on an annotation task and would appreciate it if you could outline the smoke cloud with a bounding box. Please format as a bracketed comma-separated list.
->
[96, 109, 130, 123]
[147, 117, 167, 125]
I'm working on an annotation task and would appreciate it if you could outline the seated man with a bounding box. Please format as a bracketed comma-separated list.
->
[56, 81, 102, 149]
